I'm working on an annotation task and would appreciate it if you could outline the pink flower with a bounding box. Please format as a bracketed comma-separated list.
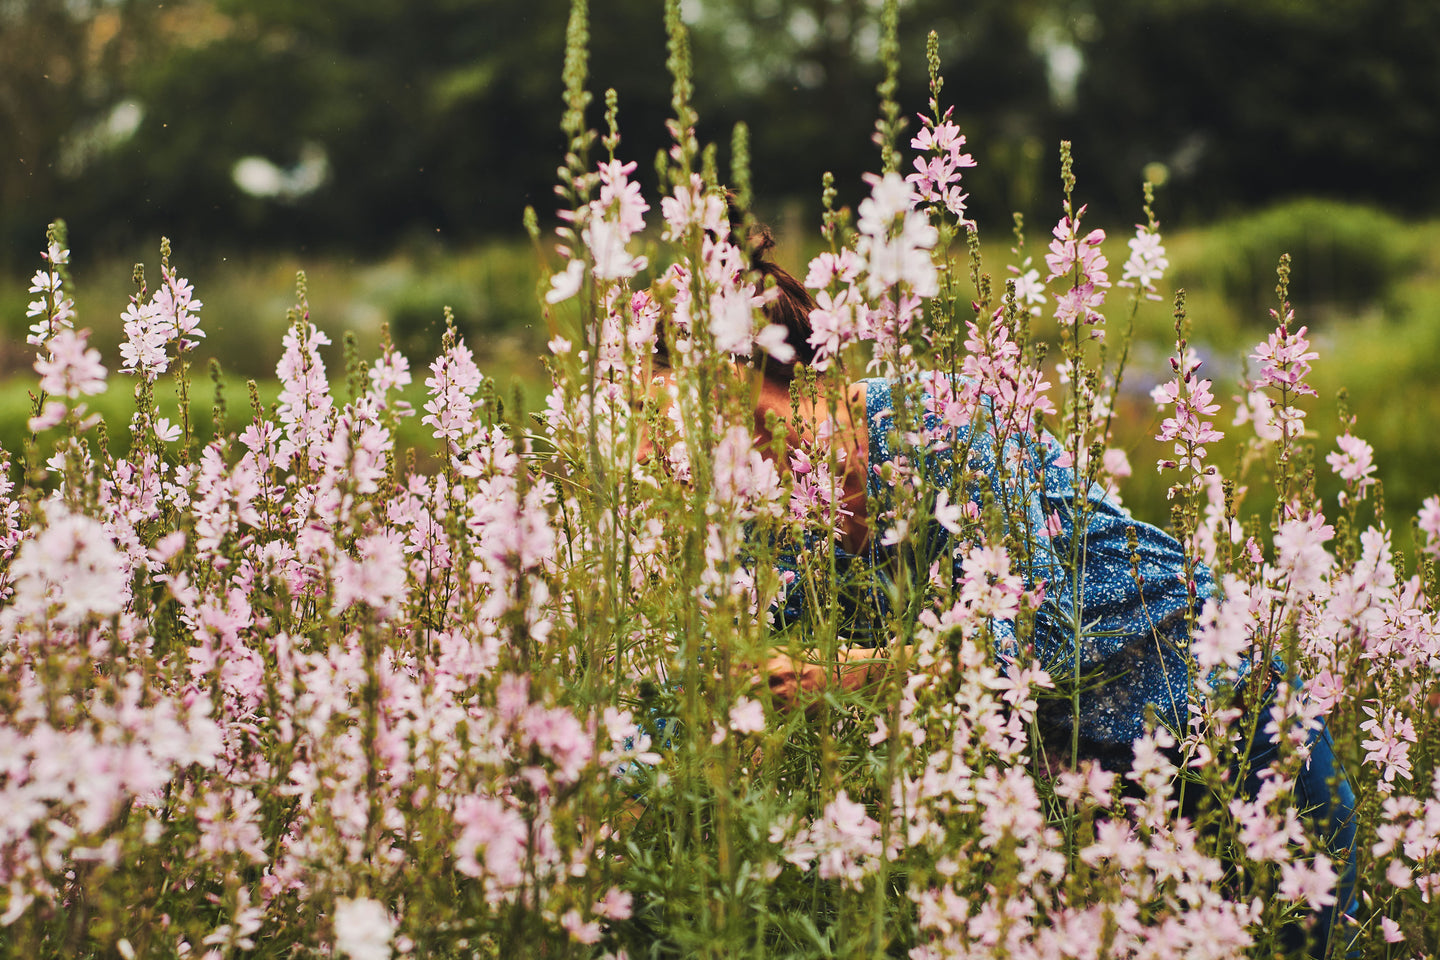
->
[1360, 702, 1417, 787]
[806, 288, 860, 369]
[597, 159, 649, 234]
[275, 320, 335, 469]
[117, 265, 203, 380]
[659, 173, 724, 241]
[1054, 761, 1117, 808]
[1079, 818, 1144, 869]
[593, 887, 634, 921]
[454, 795, 529, 893]
[333, 897, 396, 960]
[754, 322, 795, 364]
[545, 258, 585, 304]
[368, 348, 412, 395]
[1278, 855, 1338, 912]
[856, 172, 939, 298]
[332, 531, 409, 618]
[787, 790, 884, 890]
[1102, 447, 1132, 480]
[27, 400, 67, 433]
[1251, 324, 1319, 397]
[34, 328, 107, 399]
[711, 426, 783, 518]
[1326, 433, 1377, 495]
[421, 336, 484, 454]
[1007, 261, 1047, 317]
[560, 909, 601, 945]
[803, 250, 861, 290]
[932, 489, 964, 534]
[1154, 353, 1224, 480]
[1192, 575, 1258, 678]
[1045, 207, 1110, 328]
[520, 703, 593, 784]
[907, 108, 976, 222]
[1419, 495, 1440, 557]
[5, 503, 128, 628]
[25, 242, 77, 346]
[581, 159, 650, 281]
[585, 218, 647, 281]
[728, 696, 765, 734]
[1273, 513, 1334, 600]
[1116, 223, 1168, 299]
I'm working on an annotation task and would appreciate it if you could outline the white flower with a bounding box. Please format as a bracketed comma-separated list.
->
[334, 897, 396, 960]
[545, 258, 585, 304]
[728, 696, 766, 734]
[6, 503, 127, 628]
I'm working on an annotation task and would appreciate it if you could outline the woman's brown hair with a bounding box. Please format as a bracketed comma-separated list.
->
[652, 195, 818, 382]
[739, 219, 818, 382]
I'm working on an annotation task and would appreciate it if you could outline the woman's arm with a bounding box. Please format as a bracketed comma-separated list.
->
[762, 644, 919, 713]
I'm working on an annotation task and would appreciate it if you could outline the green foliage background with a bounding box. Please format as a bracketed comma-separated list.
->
[4, 0, 1440, 263]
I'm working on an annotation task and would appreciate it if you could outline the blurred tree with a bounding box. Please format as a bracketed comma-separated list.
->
[684, 0, 1056, 227]
[94, 0, 580, 252]
[1058, 0, 1440, 221]
[0, 0, 162, 268]
[3, 0, 1438, 264]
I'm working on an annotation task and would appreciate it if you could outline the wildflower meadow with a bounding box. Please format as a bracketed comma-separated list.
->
[4, 2, 1440, 958]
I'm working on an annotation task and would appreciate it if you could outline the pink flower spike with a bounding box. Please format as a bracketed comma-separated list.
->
[1250, 324, 1320, 397]
[1117, 222, 1168, 300]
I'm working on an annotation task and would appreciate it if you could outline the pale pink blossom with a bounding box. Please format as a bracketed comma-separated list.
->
[1251, 323, 1319, 397]
[560, 909, 602, 944]
[1117, 223, 1168, 299]
[1278, 855, 1338, 912]
[786, 790, 884, 890]
[332, 531, 409, 617]
[1153, 353, 1224, 479]
[34, 328, 107, 399]
[907, 108, 976, 221]
[545, 258, 585, 304]
[333, 897, 396, 960]
[806, 288, 860, 369]
[856, 172, 939, 298]
[1360, 702, 1417, 787]
[659, 173, 723, 241]
[593, 887, 634, 921]
[1045, 206, 1110, 328]
[728, 696, 765, 734]
[1007, 259, 1047, 317]
[803, 250, 862, 290]
[1419, 495, 1440, 557]
[5, 503, 128, 628]
[1326, 432, 1377, 495]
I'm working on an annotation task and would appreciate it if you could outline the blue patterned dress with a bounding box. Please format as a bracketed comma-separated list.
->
[776, 374, 1213, 749]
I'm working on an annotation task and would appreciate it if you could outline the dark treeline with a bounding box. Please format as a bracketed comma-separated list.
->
[4, 0, 1438, 266]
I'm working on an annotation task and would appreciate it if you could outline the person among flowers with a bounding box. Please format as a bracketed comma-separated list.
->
[643, 204, 1358, 957]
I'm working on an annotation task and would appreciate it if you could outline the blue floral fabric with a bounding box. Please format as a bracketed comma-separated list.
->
[776, 375, 1214, 748]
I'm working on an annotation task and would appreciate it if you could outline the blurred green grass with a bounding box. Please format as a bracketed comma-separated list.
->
[4, 198, 1438, 552]
[0, 237, 551, 388]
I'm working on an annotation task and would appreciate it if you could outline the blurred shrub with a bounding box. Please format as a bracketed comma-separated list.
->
[358, 241, 544, 362]
[1169, 199, 1419, 324]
